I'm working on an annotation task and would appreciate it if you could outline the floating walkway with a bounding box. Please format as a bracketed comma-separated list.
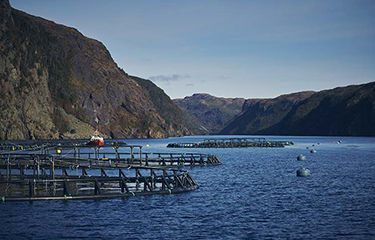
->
[1, 142, 221, 167]
[49, 142, 221, 167]
[167, 138, 294, 148]
[0, 142, 221, 201]
[0, 141, 55, 152]
[0, 155, 197, 201]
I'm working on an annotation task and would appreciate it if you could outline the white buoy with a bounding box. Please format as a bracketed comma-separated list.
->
[296, 167, 311, 177]
[310, 149, 316, 153]
[297, 154, 306, 161]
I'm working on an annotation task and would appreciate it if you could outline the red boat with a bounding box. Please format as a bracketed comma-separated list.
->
[86, 130, 104, 146]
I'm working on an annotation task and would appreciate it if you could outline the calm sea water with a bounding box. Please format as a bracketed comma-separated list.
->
[1, 135, 375, 239]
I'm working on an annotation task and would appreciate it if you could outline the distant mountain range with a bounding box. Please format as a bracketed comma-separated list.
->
[0, 0, 190, 140]
[173, 94, 245, 134]
[176, 82, 375, 136]
[1, 0, 373, 140]
[228, 82, 375, 136]
[220, 91, 315, 135]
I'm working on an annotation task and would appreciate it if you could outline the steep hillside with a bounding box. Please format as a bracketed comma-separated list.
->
[260, 82, 375, 136]
[220, 82, 375, 136]
[220, 91, 314, 134]
[130, 76, 190, 136]
[174, 93, 245, 134]
[0, 0, 190, 139]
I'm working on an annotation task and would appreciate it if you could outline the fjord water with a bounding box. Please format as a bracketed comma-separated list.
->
[1, 136, 375, 239]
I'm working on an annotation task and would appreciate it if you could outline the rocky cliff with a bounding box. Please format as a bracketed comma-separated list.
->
[0, 0, 190, 140]
[173, 93, 245, 134]
[130, 76, 190, 137]
[220, 82, 375, 136]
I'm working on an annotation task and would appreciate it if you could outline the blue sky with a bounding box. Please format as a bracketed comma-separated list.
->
[11, 0, 375, 99]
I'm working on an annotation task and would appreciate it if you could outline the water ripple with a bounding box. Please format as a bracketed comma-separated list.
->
[1, 136, 375, 239]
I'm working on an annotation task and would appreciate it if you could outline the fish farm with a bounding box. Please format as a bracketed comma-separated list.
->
[167, 137, 294, 148]
[0, 141, 221, 201]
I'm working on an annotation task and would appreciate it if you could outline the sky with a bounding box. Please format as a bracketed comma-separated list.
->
[11, 0, 375, 99]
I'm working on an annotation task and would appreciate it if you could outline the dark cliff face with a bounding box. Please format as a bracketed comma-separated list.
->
[0, 0, 190, 139]
[259, 82, 375, 136]
[220, 82, 375, 136]
[220, 91, 314, 134]
[174, 93, 245, 134]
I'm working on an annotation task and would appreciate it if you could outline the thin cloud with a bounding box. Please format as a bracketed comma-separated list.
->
[149, 74, 190, 83]
[217, 75, 230, 80]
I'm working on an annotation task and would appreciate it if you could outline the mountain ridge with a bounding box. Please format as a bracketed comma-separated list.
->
[173, 93, 245, 134]
[0, 0, 190, 140]
[220, 82, 375, 136]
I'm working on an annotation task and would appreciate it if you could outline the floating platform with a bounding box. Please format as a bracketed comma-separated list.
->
[0, 153, 199, 201]
[0, 141, 54, 152]
[0, 142, 221, 201]
[1, 142, 222, 167]
[167, 138, 294, 148]
[0, 157, 198, 201]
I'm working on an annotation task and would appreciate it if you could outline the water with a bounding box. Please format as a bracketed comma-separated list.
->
[1, 135, 375, 239]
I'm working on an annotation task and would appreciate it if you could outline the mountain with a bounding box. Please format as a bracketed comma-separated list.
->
[220, 82, 375, 136]
[220, 91, 314, 134]
[0, 0, 190, 140]
[173, 93, 245, 134]
[130, 76, 189, 136]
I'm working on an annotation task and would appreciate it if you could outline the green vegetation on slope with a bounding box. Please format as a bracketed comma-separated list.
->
[131, 76, 189, 135]
[0, 0, 190, 139]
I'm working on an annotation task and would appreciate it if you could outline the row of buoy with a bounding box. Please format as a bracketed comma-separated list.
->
[296, 152, 311, 177]
[298, 140, 342, 177]
[296, 143, 319, 177]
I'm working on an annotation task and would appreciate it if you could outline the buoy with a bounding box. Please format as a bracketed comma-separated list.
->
[310, 149, 316, 153]
[56, 149, 62, 154]
[297, 154, 306, 161]
[296, 167, 311, 177]
[146, 144, 150, 147]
